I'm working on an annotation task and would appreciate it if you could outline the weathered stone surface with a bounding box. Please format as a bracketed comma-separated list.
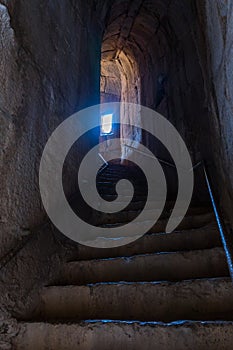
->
[0, 0, 112, 333]
[57, 247, 228, 285]
[0, 0, 111, 262]
[0, 314, 19, 350]
[13, 321, 233, 350]
[32, 278, 233, 322]
[72, 222, 221, 261]
[195, 0, 233, 232]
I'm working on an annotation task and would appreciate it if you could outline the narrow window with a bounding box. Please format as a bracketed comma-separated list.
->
[101, 113, 113, 135]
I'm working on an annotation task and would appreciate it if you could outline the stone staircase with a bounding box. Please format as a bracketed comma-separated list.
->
[13, 164, 233, 349]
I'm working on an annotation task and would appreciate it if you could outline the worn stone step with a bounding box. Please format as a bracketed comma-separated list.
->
[96, 208, 160, 225]
[97, 179, 142, 185]
[97, 176, 141, 183]
[96, 201, 154, 214]
[97, 167, 141, 178]
[95, 201, 211, 214]
[55, 247, 228, 285]
[97, 181, 145, 188]
[14, 321, 233, 350]
[97, 187, 146, 197]
[100, 212, 215, 232]
[32, 278, 233, 322]
[99, 194, 148, 202]
[87, 214, 215, 248]
[96, 207, 212, 225]
[72, 222, 221, 260]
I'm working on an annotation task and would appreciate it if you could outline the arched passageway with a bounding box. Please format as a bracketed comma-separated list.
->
[100, 39, 141, 160]
[99, 0, 208, 201]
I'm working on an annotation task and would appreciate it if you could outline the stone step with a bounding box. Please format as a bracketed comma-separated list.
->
[14, 321, 233, 350]
[55, 247, 228, 285]
[97, 172, 145, 182]
[97, 167, 141, 178]
[87, 214, 215, 248]
[97, 187, 146, 196]
[99, 194, 149, 202]
[94, 199, 159, 212]
[97, 181, 145, 187]
[96, 207, 212, 225]
[96, 208, 160, 225]
[97, 180, 143, 186]
[72, 222, 221, 260]
[32, 278, 233, 322]
[95, 201, 211, 214]
[100, 213, 215, 232]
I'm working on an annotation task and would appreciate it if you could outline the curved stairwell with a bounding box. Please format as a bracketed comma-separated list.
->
[13, 164, 233, 349]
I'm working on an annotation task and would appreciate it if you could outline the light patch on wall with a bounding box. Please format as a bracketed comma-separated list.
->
[101, 113, 113, 135]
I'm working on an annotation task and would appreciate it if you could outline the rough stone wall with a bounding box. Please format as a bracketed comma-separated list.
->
[0, 0, 111, 261]
[194, 0, 233, 229]
[101, 60, 121, 103]
[0, 2, 115, 345]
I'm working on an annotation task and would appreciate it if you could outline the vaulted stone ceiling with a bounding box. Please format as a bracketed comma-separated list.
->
[101, 0, 200, 105]
[102, 0, 195, 60]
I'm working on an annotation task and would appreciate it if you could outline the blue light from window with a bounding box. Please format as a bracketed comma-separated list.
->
[101, 113, 113, 135]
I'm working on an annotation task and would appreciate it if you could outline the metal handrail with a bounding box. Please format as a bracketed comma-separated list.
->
[123, 144, 176, 168]
[98, 153, 109, 174]
[203, 164, 233, 280]
[98, 153, 108, 167]
[123, 144, 203, 171]
[98, 144, 203, 171]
